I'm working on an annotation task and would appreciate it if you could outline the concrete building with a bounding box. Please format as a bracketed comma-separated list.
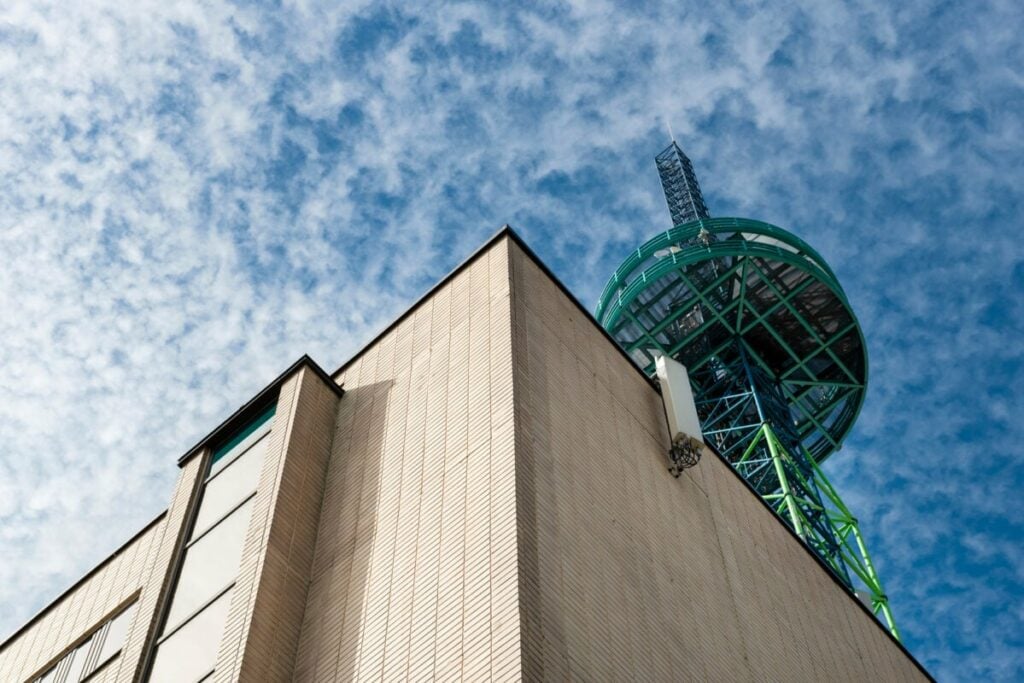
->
[0, 229, 931, 681]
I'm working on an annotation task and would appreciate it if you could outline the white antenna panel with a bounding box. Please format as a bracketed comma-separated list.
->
[655, 354, 703, 445]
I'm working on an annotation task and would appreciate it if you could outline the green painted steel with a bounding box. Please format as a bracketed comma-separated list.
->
[596, 217, 868, 465]
[758, 422, 899, 639]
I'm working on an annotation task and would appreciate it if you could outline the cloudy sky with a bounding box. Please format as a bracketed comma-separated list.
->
[0, 0, 1021, 679]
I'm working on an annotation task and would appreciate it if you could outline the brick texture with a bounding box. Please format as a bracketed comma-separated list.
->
[116, 456, 205, 683]
[293, 238, 522, 682]
[508, 239, 927, 682]
[222, 367, 341, 682]
[0, 459, 196, 683]
[4, 232, 929, 683]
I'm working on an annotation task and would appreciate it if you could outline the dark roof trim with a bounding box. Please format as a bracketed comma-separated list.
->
[504, 227, 660, 392]
[330, 225, 514, 377]
[515, 225, 930, 678]
[0, 511, 166, 652]
[332, 225, 659, 393]
[178, 354, 343, 468]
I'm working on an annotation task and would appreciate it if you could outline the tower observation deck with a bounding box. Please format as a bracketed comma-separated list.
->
[596, 141, 899, 637]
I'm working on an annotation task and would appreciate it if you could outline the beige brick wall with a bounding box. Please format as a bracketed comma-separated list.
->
[508, 240, 928, 682]
[0, 361, 343, 683]
[4, 230, 929, 683]
[208, 382, 299, 682]
[294, 237, 521, 682]
[220, 367, 341, 682]
[0, 509, 168, 682]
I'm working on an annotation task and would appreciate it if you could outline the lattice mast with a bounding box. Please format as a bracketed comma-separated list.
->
[656, 141, 710, 225]
[597, 140, 899, 638]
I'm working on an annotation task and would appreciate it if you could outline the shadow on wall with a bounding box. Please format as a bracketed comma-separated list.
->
[294, 378, 392, 682]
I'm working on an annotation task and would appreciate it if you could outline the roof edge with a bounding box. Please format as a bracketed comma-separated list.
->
[700, 436, 934, 680]
[1, 358, 342, 650]
[331, 224, 516, 378]
[331, 225, 658, 393]
[178, 354, 343, 468]
[0, 510, 167, 652]
[505, 225, 929, 677]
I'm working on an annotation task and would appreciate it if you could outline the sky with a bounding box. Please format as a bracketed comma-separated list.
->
[0, 0, 1021, 679]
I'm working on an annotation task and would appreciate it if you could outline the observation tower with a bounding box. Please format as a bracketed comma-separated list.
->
[596, 140, 899, 637]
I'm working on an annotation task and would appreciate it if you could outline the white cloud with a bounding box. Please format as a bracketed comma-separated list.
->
[0, 1, 1021, 679]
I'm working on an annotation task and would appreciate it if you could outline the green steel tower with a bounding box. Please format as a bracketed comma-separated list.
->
[596, 140, 899, 638]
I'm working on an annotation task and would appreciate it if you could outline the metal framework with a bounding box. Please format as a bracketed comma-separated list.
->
[656, 141, 710, 227]
[597, 148, 900, 638]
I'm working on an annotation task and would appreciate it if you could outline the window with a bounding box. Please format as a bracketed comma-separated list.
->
[191, 433, 267, 539]
[146, 405, 274, 682]
[209, 403, 275, 474]
[93, 603, 136, 670]
[61, 641, 90, 683]
[32, 601, 137, 683]
[163, 497, 254, 629]
[148, 588, 234, 683]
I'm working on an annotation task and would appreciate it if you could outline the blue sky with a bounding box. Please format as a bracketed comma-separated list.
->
[0, 0, 1021, 679]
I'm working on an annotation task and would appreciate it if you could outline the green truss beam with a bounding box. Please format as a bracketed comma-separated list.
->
[753, 423, 900, 639]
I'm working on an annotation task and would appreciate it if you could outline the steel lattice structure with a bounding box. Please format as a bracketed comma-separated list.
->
[596, 143, 899, 638]
[656, 141, 711, 226]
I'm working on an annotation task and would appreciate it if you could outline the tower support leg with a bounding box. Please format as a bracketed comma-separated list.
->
[754, 422, 901, 640]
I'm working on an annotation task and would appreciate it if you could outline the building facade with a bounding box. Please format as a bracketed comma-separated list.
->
[0, 230, 930, 682]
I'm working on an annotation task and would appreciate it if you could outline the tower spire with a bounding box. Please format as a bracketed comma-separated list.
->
[655, 141, 710, 227]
